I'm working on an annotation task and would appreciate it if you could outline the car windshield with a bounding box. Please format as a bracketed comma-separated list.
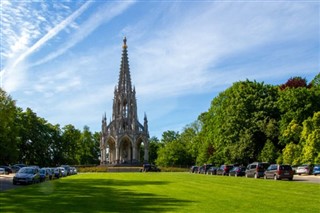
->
[18, 167, 34, 174]
[258, 164, 270, 169]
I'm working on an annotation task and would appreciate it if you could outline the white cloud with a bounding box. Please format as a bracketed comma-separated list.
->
[1, 1, 92, 92]
[127, 1, 318, 102]
[32, 0, 136, 67]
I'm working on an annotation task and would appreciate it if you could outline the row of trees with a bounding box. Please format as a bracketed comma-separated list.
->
[1, 74, 319, 168]
[0, 88, 99, 166]
[154, 74, 320, 167]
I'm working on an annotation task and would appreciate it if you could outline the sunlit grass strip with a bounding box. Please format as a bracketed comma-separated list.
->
[1, 173, 319, 213]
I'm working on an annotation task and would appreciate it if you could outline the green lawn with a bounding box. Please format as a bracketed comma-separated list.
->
[1, 173, 319, 212]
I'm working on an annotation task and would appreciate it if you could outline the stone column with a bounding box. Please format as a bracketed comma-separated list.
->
[116, 145, 119, 164]
[102, 148, 105, 165]
[100, 149, 103, 165]
[144, 141, 149, 162]
[132, 145, 137, 162]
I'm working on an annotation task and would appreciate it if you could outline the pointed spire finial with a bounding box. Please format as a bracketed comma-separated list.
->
[123, 36, 127, 49]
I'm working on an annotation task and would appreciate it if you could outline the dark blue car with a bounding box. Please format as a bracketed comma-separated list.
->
[229, 166, 246, 177]
[313, 165, 320, 176]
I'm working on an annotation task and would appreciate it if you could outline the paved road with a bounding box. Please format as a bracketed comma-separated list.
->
[293, 174, 320, 184]
[0, 174, 21, 192]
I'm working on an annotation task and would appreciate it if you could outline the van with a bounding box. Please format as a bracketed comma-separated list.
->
[264, 164, 294, 180]
[245, 162, 270, 178]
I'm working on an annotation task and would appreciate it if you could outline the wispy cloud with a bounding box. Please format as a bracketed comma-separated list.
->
[1, 1, 92, 91]
[32, 0, 136, 67]
[128, 2, 318, 100]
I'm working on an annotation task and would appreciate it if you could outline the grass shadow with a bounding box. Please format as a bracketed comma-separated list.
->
[1, 177, 191, 212]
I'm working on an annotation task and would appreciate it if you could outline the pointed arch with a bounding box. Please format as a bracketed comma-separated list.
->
[119, 135, 133, 164]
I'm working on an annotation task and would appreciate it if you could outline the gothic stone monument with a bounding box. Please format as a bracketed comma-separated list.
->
[100, 37, 149, 165]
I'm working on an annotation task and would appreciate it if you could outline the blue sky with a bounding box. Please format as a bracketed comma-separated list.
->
[1, 0, 319, 139]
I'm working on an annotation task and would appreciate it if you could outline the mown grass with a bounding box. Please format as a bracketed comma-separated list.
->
[1, 173, 319, 212]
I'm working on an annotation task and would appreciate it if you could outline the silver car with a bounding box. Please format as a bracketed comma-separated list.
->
[296, 164, 313, 175]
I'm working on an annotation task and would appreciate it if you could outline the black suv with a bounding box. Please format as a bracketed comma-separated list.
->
[245, 162, 270, 178]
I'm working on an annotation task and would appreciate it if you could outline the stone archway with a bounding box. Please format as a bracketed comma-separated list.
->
[119, 136, 132, 164]
[136, 137, 148, 163]
[107, 138, 116, 164]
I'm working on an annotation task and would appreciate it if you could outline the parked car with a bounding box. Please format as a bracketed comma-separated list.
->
[58, 167, 67, 177]
[0, 166, 12, 174]
[142, 164, 161, 172]
[61, 165, 71, 175]
[197, 164, 213, 174]
[207, 166, 218, 175]
[296, 164, 313, 175]
[197, 166, 205, 174]
[44, 168, 54, 180]
[190, 166, 199, 173]
[216, 164, 233, 176]
[10, 165, 21, 173]
[54, 167, 62, 178]
[245, 162, 270, 178]
[229, 166, 246, 177]
[70, 167, 77, 175]
[39, 168, 50, 182]
[264, 164, 294, 180]
[291, 165, 299, 174]
[13, 164, 26, 168]
[0, 168, 5, 175]
[312, 165, 320, 176]
[13, 167, 40, 185]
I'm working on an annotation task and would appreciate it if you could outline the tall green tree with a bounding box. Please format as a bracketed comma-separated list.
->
[310, 72, 320, 88]
[181, 121, 202, 165]
[300, 112, 320, 164]
[79, 126, 99, 165]
[278, 86, 320, 147]
[61, 124, 81, 165]
[0, 89, 19, 165]
[200, 80, 280, 165]
[148, 136, 160, 164]
[18, 108, 53, 166]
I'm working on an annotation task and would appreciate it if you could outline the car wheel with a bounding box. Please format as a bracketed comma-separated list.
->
[289, 178, 293, 181]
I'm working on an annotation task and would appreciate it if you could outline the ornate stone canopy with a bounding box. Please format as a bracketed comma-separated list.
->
[100, 38, 149, 165]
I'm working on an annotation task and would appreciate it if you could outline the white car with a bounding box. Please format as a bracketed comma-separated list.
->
[0, 168, 5, 175]
[296, 165, 312, 175]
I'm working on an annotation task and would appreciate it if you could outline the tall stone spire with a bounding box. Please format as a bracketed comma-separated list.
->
[117, 36, 132, 94]
[100, 37, 149, 165]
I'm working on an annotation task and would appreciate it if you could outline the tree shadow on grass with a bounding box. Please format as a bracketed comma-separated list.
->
[1, 178, 192, 212]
